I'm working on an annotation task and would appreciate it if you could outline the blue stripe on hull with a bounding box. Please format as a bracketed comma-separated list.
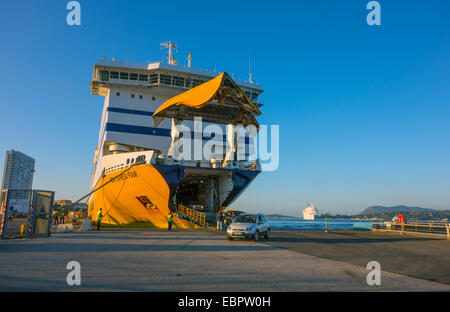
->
[105, 122, 171, 137]
[105, 107, 252, 144]
[104, 122, 252, 144]
[107, 107, 155, 116]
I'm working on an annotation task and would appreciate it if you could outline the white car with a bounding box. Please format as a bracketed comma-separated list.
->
[226, 213, 270, 241]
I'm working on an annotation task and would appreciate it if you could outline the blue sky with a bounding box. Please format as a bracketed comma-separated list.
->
[0, 0, 449, 215]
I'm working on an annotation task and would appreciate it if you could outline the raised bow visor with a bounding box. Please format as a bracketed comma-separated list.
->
[152, 72, 261, 127]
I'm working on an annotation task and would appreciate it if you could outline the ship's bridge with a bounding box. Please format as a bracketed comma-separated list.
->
[90, 58, 264, 104]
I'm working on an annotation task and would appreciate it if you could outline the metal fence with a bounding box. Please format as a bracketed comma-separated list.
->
[0, 189, 55, 238]
[372, 220, 450, 239]
[177, 205, 206, 226]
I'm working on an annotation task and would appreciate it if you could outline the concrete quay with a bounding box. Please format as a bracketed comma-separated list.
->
[0, 229, 448, 291]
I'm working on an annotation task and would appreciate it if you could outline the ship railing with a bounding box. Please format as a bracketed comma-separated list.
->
[156, 156, 259, 171]
[372, 220, 450, 239]
[177, 205, 207, 227]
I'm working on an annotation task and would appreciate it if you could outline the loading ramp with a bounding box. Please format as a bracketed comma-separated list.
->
[176, 205, 210, 228]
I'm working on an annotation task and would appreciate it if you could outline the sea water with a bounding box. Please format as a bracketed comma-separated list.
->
[267, 218, 373, 231]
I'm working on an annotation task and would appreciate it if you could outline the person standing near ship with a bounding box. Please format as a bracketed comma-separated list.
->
[216, 212, 224, 231]
[59, 211, 65, 224]
[96, 208, 103, 231]
[53, 210, 59, 225]
[167, 211, 173, 231]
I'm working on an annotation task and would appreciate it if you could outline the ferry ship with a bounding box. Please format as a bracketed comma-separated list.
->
[87, 42, 264, 227]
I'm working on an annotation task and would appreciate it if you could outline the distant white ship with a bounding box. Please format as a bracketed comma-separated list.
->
[303, 203, 318, 220]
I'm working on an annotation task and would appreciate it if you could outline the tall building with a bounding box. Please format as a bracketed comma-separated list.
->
[1, 150, 35, 190]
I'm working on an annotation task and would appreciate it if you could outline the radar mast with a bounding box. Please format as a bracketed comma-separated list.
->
[160, 41, 178, 65]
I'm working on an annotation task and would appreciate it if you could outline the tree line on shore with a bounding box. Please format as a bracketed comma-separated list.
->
[320, 210, 450, 221]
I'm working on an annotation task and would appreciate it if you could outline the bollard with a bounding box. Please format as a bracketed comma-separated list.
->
[27, 204, 35, 237]
[446, 223, 449, 240]
[0, 205, 5, 238]
[325, 218, 328, 233]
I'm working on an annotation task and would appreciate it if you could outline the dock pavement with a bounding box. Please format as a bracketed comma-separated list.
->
[0, 229, 448, 291]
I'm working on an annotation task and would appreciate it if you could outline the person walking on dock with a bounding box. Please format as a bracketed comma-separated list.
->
[59, 211, 65, 224]
[167, 211, 173, 231]
[96, 208, 103, 231]
[216, 212, 224, 231]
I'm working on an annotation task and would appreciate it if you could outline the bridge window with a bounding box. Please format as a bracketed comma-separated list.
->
[149, 74, 158, 84]
[185, 78, 191, 88]
[139, 74, 148, 82]
[160, 74, 172, 85]
[130, 73, 138, 81]
[120, 72, 129, 80]
[110, 71, 119, 79]
[192, 79, 204, 87]
[100, 70, 109, 81]
[173, 76, 185, 87]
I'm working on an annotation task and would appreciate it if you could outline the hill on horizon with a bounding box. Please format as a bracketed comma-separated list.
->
[359, 205, 436, 215]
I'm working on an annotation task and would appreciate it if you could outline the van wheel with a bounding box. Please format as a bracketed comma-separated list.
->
[265, 229, 270, 239]
[254, 231, 259, 241]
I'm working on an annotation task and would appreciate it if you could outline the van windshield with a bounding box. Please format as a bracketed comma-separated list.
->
[233, 215, 256, 223]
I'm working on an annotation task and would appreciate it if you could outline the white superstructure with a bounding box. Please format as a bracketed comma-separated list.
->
[303, 203, 318, 220]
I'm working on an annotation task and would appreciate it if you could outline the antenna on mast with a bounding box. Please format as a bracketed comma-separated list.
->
[160, 41, 178, 65]
[187, 51, 192, 68]
[249, 56, 253, 83]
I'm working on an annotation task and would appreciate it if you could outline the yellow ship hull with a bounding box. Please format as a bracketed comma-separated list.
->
[88, 163, 196, 228]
